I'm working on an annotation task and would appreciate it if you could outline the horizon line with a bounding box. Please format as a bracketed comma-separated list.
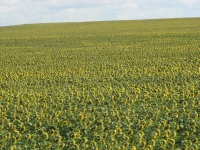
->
[1, 16, 200, 28]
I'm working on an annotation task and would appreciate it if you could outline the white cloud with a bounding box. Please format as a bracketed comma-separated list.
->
[123, 3, 138, 9]
[178, 0, 199, 5]
[117, 14, 132, 20]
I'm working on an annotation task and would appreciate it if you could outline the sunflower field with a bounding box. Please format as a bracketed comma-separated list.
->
[0, 18, 200, 150]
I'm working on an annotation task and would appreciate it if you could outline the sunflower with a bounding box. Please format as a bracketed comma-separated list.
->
[159, 139, 167, 147]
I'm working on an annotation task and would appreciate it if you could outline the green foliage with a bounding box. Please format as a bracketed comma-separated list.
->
[0, 18, 200, 149]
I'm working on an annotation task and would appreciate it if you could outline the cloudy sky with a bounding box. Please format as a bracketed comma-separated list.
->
[1, 0, 200, 26]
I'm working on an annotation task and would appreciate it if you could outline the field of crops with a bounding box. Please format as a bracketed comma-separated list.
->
[0, 18, 200, 150]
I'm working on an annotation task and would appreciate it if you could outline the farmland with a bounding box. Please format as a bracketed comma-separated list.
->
[0, 18, 200, 149]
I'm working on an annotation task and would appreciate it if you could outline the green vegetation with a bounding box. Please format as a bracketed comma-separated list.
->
[0, 18, 200, 150]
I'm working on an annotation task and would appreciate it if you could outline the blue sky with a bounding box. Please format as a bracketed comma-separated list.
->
[1, 0, 200, 26]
